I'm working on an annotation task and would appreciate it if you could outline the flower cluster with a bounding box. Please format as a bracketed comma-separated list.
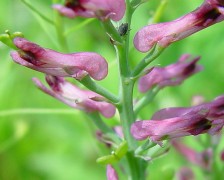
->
[3, 0, 224, 179]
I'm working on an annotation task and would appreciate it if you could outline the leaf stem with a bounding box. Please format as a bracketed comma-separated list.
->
[79, 76, 119, 104]
[20, 0, 54, 25]
[134, 87, 160, 115]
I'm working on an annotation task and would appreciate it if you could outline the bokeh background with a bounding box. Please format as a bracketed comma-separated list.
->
[0, 0, 224, 179]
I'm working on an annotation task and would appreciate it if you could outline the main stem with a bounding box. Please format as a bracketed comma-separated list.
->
[115, 1, 146, 179]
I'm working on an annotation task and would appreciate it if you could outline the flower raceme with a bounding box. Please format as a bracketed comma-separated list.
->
[138, 54, 203, 93]
[131, 96, 224, 142]
[10, 37, 108, 80]
[134, 0, 224, 52]
[33, 75, 116, 118]
[53, 0, 126, 21]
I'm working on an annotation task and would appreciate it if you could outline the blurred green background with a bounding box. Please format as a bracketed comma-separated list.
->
[0, 0, 224, 179]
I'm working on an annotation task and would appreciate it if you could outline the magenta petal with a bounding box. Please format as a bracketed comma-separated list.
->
[131, 95, 224, 142]
[11, 37, 108, 80]
[53, 0, 125, 21]
[53, 4, 77, 18]
[138, 54, 202, 92]
[106, 165, 118, 180]
[33, 76, 116, 118]
[134, 0, 224, 52]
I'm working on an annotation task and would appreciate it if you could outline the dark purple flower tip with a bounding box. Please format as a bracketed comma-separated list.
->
[131, 95, 224, 142]
[53, 0, 126, 21]
[32, 75, 116, 118]
[106, 165, 119, 180]
[10, 37, 108, 80]
[138, 54, 203, 92]
[134, 0, 224, 52]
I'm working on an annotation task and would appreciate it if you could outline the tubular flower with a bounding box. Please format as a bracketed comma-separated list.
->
[138, 54, 203, 93]
[106, 165, 119, 180]
[10, 37, 108, 80]
[33, 75, 116, 118]
[131, 95, 224, 142]
[134, 0, 224, 52]
[53, 0, 126, 21]
[172, 141, 213, 170]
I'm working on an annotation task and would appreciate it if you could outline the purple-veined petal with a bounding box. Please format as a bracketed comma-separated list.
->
[32, 75, 116, 118]
[138, 54, 202, 92]
[134, 0, 224, 52]
[53, 0, 125, 21]
[11, 37, 108, 80]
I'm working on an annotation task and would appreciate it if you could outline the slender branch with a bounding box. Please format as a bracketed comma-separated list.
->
[53, 8, 69, 52]
[134, 87, 160, 115]
[20, 0, 54, 25]
[0, 108, 79, 117]
[100, 20, 122, 44]
[152, 0, 169, 23]
[64, 19, 95, 36]
[87, 113, 114, 134]
[87, 113, 121, 144]
[132, 45, 165, 77]
[79, 76, 119, 104]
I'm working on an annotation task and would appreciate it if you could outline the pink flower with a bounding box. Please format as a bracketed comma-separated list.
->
[33, 75, 116, 118]
[106, 165, 119, 180]
[172, 141, 213, 170]
[134, 0, 224, 52]
[131, 95, 224, 142]
[10, 37, 108, 80]
[138, 54, 202, 92]
[53, 0, 126, 21]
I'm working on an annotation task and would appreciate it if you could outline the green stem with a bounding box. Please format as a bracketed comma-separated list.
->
[100, 20, 122, 44]
[152, 0, 169, 23]
[115, 44, 135, 149]
[20, 0, 54, 25]
[0, 108, 79, 117]
[79, 76, 119, 104]
[132, 45, 165, 77]
[134, 87, 160, 115]
[53, 8, 69, 52]
[114, 1, 146, 179]
[87, 113, 121, 144]
[87, 113, 114, 134]
[64, 19, 95, 36]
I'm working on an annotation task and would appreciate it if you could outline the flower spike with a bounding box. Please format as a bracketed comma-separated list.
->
[11, 37, 108, 80]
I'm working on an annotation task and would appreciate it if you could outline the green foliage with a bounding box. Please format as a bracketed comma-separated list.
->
[0, 0, 224, 179]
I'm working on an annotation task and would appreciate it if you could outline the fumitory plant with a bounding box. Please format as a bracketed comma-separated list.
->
[1, 0, 224, 179]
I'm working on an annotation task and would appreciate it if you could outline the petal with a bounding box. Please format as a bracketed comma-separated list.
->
[12, 37, 108, 80]
[134, 0, 224, 52]
[106, 165, 118, 180]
